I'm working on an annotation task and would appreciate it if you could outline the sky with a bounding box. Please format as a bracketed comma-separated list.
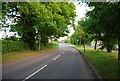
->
[58, 2, 91, 41]
[0, 2, 91, 40]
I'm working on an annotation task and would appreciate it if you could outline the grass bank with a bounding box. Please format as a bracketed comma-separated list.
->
[75, 46, 118, 79]
[2, 43, 59, 63]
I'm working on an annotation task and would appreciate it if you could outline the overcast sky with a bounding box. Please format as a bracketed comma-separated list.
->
[0, 2, 90, 40]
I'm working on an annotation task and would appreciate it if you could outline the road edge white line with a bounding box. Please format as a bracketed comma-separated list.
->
[22, 64, 47, 81]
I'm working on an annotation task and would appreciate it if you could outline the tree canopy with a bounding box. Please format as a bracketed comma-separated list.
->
[79, 2, 119, 52]
[70, 2, 119, 58]
[2, 2, 76, 50]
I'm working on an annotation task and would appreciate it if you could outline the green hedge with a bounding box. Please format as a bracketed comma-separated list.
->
[48, 43, 59, 47]
[1, 40, 59, 53]
[34, 43, 59, 50]
[2, 40, 29, 53]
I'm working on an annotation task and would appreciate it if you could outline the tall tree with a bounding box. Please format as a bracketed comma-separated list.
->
[2, 2, 76, 50]
[81, 2, 119, 53]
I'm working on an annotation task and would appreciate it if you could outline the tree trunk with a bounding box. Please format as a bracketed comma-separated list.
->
[79, 39, 81, 46]
[118, 30, 120, 60]
[27, 32, 36, 50]
[107, 48, 112, 52]
[118, 43, 120, 60]
[42, 38, 48, 46]
[22, 30, 36, 50]
[83, 39, 85, 52]
[106, 45, 113, 52]
[83, 42, 85, 52]
[94, 40, 97, 50]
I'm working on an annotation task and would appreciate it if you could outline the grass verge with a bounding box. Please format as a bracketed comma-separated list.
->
[2, 46, 58, 64]
[75, 46, 118, 79]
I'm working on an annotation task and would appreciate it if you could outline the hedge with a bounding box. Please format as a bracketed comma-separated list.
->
[34, 43, 59, 50]
[2, 40, 29, 54]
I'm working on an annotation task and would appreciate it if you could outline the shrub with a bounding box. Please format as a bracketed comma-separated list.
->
[32, 42, 59, 50]
[2, 40, 29, 53]
[48, 43, 59, 47]
[112, 44, 118, 50]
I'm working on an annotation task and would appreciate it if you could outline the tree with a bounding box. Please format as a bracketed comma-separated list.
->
[70, 20, 93, 52]
[2, 2, 76, 50]
[80, 2, 119, 53]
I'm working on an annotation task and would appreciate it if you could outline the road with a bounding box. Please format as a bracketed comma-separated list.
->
[3, 43, 98, 80]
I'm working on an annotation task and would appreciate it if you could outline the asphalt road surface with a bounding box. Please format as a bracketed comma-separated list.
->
[3, 43, 98, 80]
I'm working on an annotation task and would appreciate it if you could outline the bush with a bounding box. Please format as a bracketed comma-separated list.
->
[112, 44, 118, 50]
[41, 43, 59, 50]
[64, 40, 69, 43]
[48, 43, 59, 47]
[33, 43, 59, 50]
[2, 40, 29, 53]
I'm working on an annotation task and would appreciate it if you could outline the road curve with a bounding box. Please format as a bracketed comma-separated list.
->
[3, 43, 98, 80]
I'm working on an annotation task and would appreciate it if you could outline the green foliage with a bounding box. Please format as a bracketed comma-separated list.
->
[48, 43, 59, 48]
[2, 40, 29, 53]
[64, 40, 69, 43]
[34, 42, 59, 50]
[78, 2, 119, 52]
[112, 44, 118, 50]
[2, 2, 76, 50]
[70, 33, 78, 45]
[2, 39, 59, 54]
[3, 35, 20, 41]
[70, 22, 93, 46]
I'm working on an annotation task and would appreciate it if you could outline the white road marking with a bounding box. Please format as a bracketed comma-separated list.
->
[23, 65, 47, 81]
[62, 49, 67, 54]
[62, 51, 64, 54]
[53, 55, 61, 60]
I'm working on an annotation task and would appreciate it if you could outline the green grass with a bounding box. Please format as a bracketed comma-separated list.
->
[75, 46, 118, 79]
[2, 46, 58, 62]
[2, 42, 59, 62]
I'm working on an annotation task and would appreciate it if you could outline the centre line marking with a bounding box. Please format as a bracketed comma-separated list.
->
[53, 55, 61, 60]
[23, 64, 47, 81]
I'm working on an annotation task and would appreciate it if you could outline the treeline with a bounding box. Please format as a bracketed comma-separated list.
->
[1, 2, 76, 50]
[70, 2, 119, 59]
